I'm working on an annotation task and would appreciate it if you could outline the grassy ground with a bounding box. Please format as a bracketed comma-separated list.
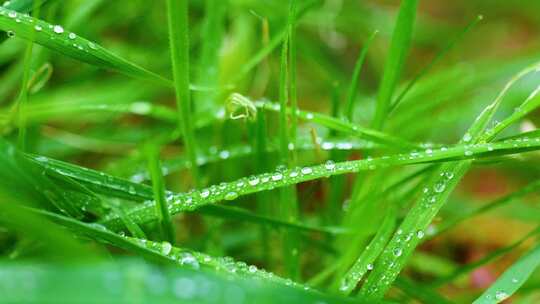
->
[0, 0, 540, 303]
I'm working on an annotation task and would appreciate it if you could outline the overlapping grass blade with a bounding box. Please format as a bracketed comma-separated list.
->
[372, 0, 419, 129]
[146, 144, 175, 243]
[472, 242, 540, 303]
[100, 135, 540, 230]
[336, 205, 396, 295]
[359, 61, 540, 300]
[255, 100, 418, 150]
[0, 7, 170, 85]
[0, 258, 361, 304]
[389, 15, 483, 113]
[344, 30, 377, 122]
[26, 153, 341, 235]
[433, 226, 540, 288]
[166, 0, 200, 186]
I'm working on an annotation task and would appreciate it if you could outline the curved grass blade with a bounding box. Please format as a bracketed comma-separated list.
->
[33, 209, 342, 296]
[472, 242, 540, 304]
[166, 0, 200, 186]
[389, 15, 483, 113]
[101, 135, 540, 230]
[434, 180, 540, 238]
[0, 259, 361, 304]
[25, 154, 342, 236]
[0, 7, 170, 85]
[146, 144, 175, 243]
[395, 277, 453, 304]
[255, 100, 418, 150]
[433, 226, 540, 288]
[359, 62, 540, 300]
[372, 0, 419, 129]
[336, 205, 396, 295]
[344, 30, 377, 122]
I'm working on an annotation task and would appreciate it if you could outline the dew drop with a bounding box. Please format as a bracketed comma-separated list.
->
[6, 30, 14, 37]
[8, 11, 16, 18]
[325, 160, 336, 170]
[367, 263, 374, 270]
[463, 133, 472, 142]
[224, 191, 238, 201]
[68, 32, 76, 40]
[248, 265, 257, 273]
[34, 25, 42, 31]
[433, 182, 446, 193]
[219, 150, 230, 159]
[306, 113, 314, 120]
[289, 170, 299, 178]
[179, 253, 200, 269]
[161, 241, 172, 255]
[248, 176, 260, 186]
[53, 25, 64, 34]
[301, 167, 313, 175]
[417, 230, 425, 239]
[445, 172, 454, 179]
[464, 149, 473, 156]
[200, 189, 210, 198]
[271, 173, 283, 181]
[495, 291, 508, 301]
[393, 248, 402, 257]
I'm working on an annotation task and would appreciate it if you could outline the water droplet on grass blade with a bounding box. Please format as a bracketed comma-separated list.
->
[301, 167, 312, 175]
[161, 242, 172, 255]
[53, 25, 64, 34]
[433, 182, 446, 193]
[495, 291, 508, 301]
[325, 160, 336, 171]
[224, 191, 238, 200]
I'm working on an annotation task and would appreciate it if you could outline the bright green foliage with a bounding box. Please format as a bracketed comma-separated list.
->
[0, 1, 539, 303]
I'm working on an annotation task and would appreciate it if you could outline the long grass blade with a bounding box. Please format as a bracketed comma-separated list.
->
[472, 242, 540, 304]
[166, 0, 200, 186]
[0, 7, 170, 85]
[372, 0, 419, 129]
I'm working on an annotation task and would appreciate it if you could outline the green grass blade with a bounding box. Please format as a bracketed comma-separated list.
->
[0, 7, 170, 85]
[14, 0, 39, 151]
[435, 180, 540, 238]
[0, 258, 361, 304]
[359, 62, 540, 300]
[372, 0, 419, 129]
[166, 0, 200, 187]
[278, 8, 300, 278]
[389, 15, 483, 113]
[432, 226, 540, 288]
[473, 242, 540, 304]
[256, 100, 418, 150]
[344, 30, 377, 122]
[101, 135, 540, 230]
[146, 144, 175, 243]
[33, 209, 326, 293]
[336, 205, 396, 295]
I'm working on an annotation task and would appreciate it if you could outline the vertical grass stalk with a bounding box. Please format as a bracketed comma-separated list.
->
[16, 2, 41, 151]
[371, 0, 418, 129]
[344, 30, 378, 122]
[146, 144, 175, 243]
[166, 0, 200, 187]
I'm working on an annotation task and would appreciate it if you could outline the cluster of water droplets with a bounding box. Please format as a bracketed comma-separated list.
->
[0, 7, 98, 52]
[128, 238, 307, 290]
